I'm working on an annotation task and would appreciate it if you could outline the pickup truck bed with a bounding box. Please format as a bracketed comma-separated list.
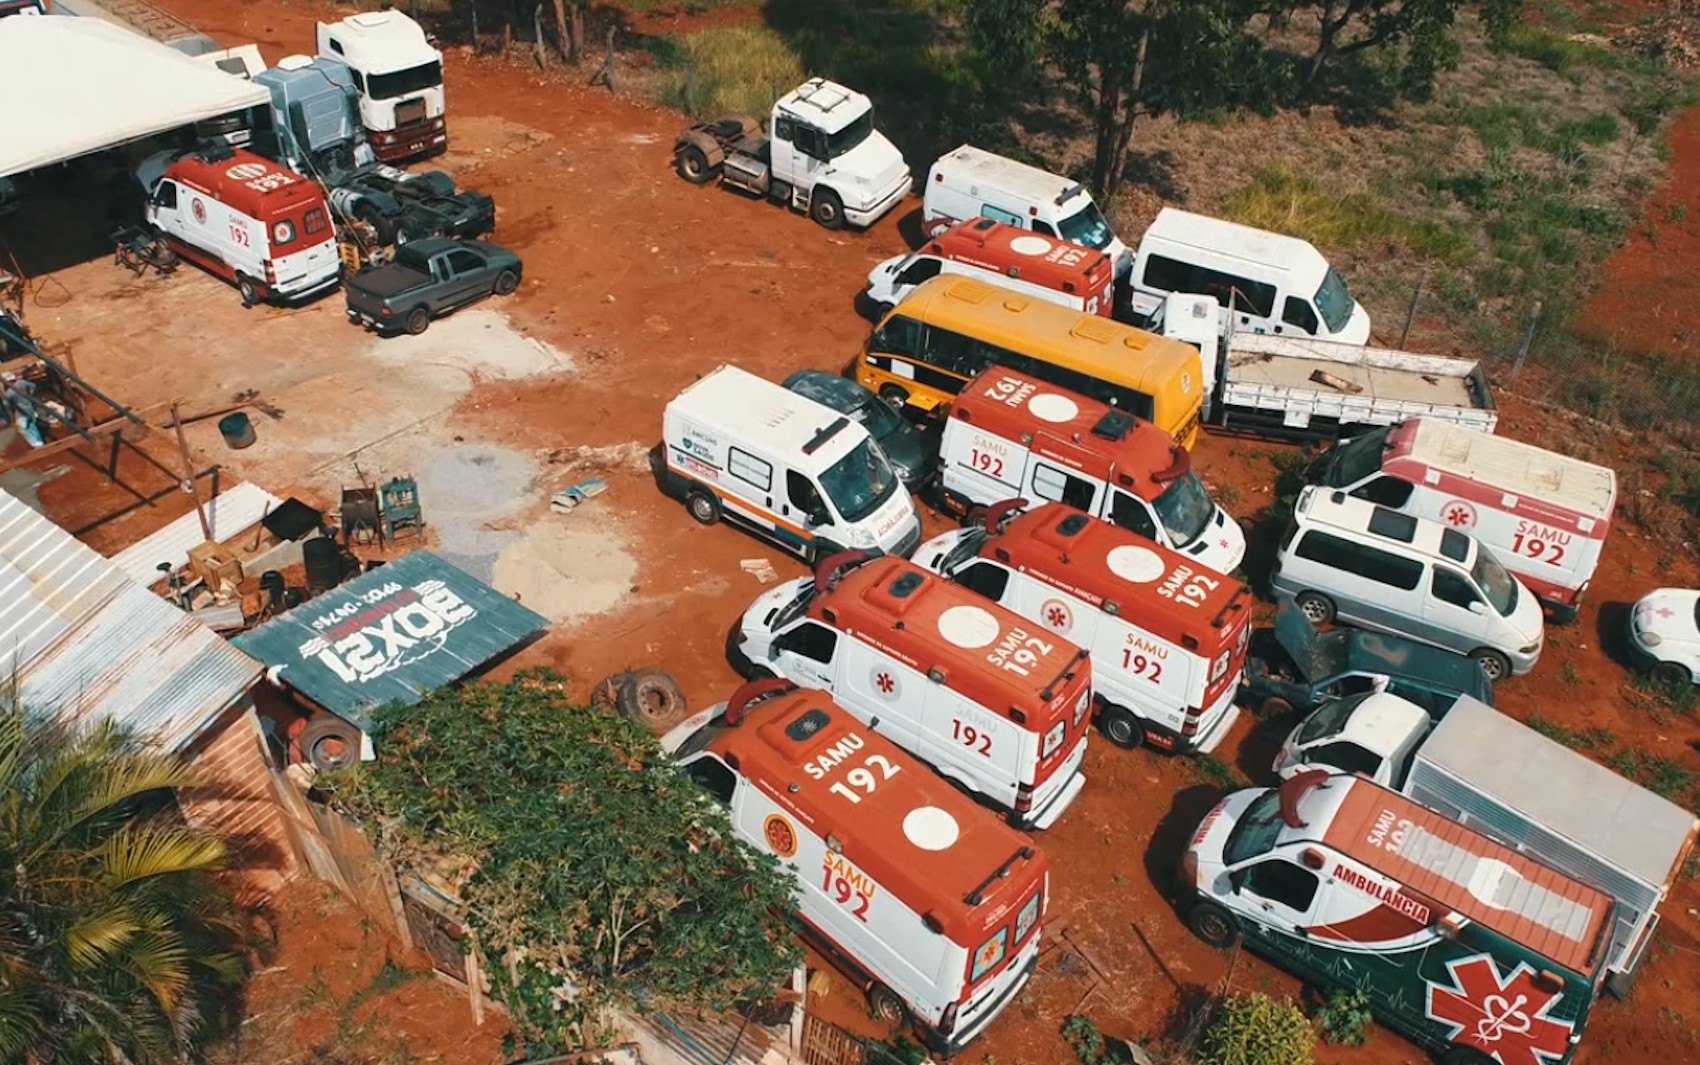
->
[348, 265, 429, 300]
[1215, 333, 1497, 441]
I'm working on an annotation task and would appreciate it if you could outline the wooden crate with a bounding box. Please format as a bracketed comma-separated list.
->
[187, 539, 243, 589]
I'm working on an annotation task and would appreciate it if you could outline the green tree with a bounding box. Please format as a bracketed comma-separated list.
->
[0, 701, 250, 1065]
[1297, 0, 1523, 97]
[331, 671, 799, 1055]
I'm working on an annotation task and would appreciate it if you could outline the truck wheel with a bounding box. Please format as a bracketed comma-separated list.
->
[236, 274, 259, 308]
[1654, 660, 1691, 687]
[1188, 901, 1240, 949]
[404, 306, 432, 336]
[1097, 704, 1145, 750]
[355, 204, 395, 245]
[614, 668, 688, 730]
[866, 983, 908, 1026]
[493, 269, 520, 296]
[675, 145, 718, 185]
[1470, 648, 1511, 683]
[810, 188, 846, 230]
[299, 715, 362, 772]
[685, 488, 721, 525]
[876, 383, 909, 410]
[1294, 592, 1335, 626]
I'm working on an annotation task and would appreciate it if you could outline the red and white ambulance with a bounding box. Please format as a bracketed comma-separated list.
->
[864, 217, 1116, 319]
[141, 144, 340, 307]
[664, 681, 1049, 1053]
[729, 553, 1091, 829]
[1305, 418, 1618, 622]
[918, 502, 1251, 755]
[939, 368, 1245, 574]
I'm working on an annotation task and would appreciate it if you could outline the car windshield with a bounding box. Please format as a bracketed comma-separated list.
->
[1152, 471, 1215, 546]
[1058, 201, 1113, 249]
[1222, 790, 1286, 866]
[820, 438, 898, 522]
[1296, 693, 1373, 745]
[1317, 428, 1389, 487]
[845, 395, 907, 442]
[1472, 548, 1519, 616]
[941, 527, 992, 575]
[1313, 269, 1355, 334]
[369, 61, 442, 100]
[772, 580, 817, 632]
[827, 111, 875, 158]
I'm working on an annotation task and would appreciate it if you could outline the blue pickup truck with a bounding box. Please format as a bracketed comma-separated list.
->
[344, 237, 521, 336]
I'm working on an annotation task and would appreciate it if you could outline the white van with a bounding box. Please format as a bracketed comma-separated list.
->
[924, 146, 1131, 278]
[1129, 208, 1370, 344]
[655, 365, 922, 562]
[1305, 418, 1617, 622]
[1271, 486, 1545, 680]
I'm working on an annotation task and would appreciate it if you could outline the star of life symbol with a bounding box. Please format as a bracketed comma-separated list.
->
[1040, 598, 1072, 632]
[1425, 955, 1574, 1065]
[875, 671, 895, 695]
[1444, 500, 1477, 528]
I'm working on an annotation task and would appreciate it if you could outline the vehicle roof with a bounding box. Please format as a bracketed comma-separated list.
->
[166, 147, 325, 215]
[897, 276, 1202, 393]
[1390, 419, 1618, 524]
[703, 686, 1047, 943]
[397, 236, 461, 257]
[1295, 774, 1614, 974]
[1144, 207, 1327, 280]
[1294, 485, 1479, 565]
[932, 145, 1085, 208]
[983, 504, 1250, 647]
[670, 364, 869, 473]
[781, 370, 876, 415]
[319, 11, 436, 69]
[1310, 692, 1430, 753]
[813, 555, 1089, 713]
[955, 367, 1183, 495]
[927, 218, 1112, 293]
[776, 78, 873, 135]
[1418, 696, 1700, 888]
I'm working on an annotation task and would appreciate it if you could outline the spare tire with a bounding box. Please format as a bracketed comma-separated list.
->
[299, 715, 362, 772]
[617, 668, 688, 730]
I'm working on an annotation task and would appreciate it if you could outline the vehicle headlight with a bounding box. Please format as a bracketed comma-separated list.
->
[1641, 631, 1663, 647]
[1519, 642, 1541, 655]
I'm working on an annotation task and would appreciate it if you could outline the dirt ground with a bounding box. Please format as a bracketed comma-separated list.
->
[7, 1, 1700, 1064]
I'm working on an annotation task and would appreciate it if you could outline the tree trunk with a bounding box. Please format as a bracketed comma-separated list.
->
[553, 0, 572, 63]
[571, 3, 586, 66]
[1305, 1, 1347, 92]
[533, 4, 548, 68]
[1100, 26, 1150, 204]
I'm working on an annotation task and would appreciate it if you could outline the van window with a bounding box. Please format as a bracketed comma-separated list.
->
[971, 927, 1008, 981]
[303, 208, 328, 236]
[1057, 202, 1112, 250]
[1032, 220, 1057, 237]
[871, 316, 922, 358]
[1314, 269, 1355, 334]
[152, 181, 178, 209]
[954, 561, 1010, 601]
[898, 257, 943, 287]
[1141, 255, 1275, 318]
[1366, 507, 1418, 543]
[684, 756, 737, 806]
[926, 328, 997, 378]
[1141, 254, 1196, 294]
[1352, 477, 1413, 509]
[980, 204, 1022, 227]
[775, 621, 839, 664]
[1108, 490, 1158, 540]
[1032, 464, 1095, 511]
[1439, 528, 1470, 563]
[728, 447, 772, 492]
[1281, 296, 1319, 334]
[788, 470, 827, 522]
[1244, 860, 1320, 913]
[1309, 741, 1383, 778]
[1432, 568, 1481, 611]
[1471, 550, 1520, 616]
[1295, 530, 1422, 590]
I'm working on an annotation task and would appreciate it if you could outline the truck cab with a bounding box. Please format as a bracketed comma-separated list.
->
[767, 80, 910, 228]
[317, 11, 445, 162]
[253, 55, 375, 178]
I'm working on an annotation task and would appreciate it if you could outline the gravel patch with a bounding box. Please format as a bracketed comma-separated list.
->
[412, 443, 538, 582]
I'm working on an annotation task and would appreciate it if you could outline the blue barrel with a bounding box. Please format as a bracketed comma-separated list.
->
[217, 412, 256, 449]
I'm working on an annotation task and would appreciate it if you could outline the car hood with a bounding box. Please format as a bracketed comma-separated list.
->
[873, 422, 932, 486]
[832, 133, 908, 191]
[1634, 587, 1700, 643]
[1346, 631, 1492, 703]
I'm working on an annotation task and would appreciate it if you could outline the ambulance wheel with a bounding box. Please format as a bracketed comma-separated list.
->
[1654, 660, 1691, 687]
[866, 983, 908, 1026]
[1188, 900, 1240, 949]
[876, 384, 909, 411]
[1097, 705, 1145, 750]
[810, 188, 846, 230]
[404, 306, 432, 335]
[1442, 1048, 1496, 1065]
[1294, 592, 1335, 626]
[1470, 649, 1511, 683]
[1257, 696, 1293, 719]
[494, 269, 520, 296]
[299, 715, 362, 772]
[685, 488, 721, 525]
[236, 275, 259, 308]
[675, 145, 718, 185]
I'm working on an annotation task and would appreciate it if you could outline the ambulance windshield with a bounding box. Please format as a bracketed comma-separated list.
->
[1223, 790, 1287, 865]
[772, 582, 816, 632]
[821, 438, 898, 522]
[1318, 428, 1389, 487]
[1058, 201, 1112, 250]
[1152, 471, 1214, 545]
[941, 528, 991, 574]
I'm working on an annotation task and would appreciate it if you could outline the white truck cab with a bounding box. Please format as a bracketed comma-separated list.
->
[317, 11, 445, 162]
[1271, 690, 1430, 787]
[768, 79, 910, 227]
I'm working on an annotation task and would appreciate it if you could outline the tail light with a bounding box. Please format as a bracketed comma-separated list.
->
[1013, 782, 1033, 813]
[1180, 713, 1199, 737]
[263, 261, 276, 286]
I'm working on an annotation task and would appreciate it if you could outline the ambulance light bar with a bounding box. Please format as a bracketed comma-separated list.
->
[965, 846, 1036, 905]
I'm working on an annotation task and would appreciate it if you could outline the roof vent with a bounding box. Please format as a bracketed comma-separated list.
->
[1091, 410, 1136, 441]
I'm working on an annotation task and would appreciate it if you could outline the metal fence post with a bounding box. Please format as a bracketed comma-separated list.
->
[1511, 300, 1542, 380]
[1399, 273, 1424, 349]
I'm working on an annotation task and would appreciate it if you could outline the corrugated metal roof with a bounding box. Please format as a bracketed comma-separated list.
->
[108, 482, 284, 585]
[0, 489, 263, 752]
[233, 551, 547, 730]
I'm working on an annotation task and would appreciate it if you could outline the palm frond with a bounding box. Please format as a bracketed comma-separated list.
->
[64, 905, 143, 970]
[96, 827, 227, 890]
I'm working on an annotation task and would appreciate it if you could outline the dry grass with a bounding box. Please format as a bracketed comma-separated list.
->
[651, 26, 805, 120]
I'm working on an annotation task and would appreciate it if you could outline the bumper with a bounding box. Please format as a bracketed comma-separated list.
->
[922, 947, 1037, 1055]
[1180, 699, 1241, 756]
[725, 619, 758, 678]
[844, 173, 911, 228]
[371, 124, 449, 163]
[1539, 593, 1581, 625]
[1017, 737, 1087, 831]
[278, 273, 341, 305]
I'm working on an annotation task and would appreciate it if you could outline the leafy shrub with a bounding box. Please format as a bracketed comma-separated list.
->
[1316, 988, 1373, 1047]
[1199, 993, 1314, 1065]
[1063, 1014, 1107, 1065]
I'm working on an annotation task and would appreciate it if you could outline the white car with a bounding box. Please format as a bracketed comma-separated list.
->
[1630, 587, 1700, 685]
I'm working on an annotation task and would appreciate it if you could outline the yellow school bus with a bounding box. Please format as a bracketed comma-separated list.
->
[853, 276, 1204, 449]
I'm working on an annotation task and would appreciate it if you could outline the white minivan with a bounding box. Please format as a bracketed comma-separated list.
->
[923, 146, 1132, 278]
[1271, 486, 1544, 680]
[1129, 208, 1371, 344]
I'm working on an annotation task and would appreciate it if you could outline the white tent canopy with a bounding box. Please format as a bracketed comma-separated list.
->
[0, 17, 267, 178]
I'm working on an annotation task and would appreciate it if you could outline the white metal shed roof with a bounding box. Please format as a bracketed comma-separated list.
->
[108, 482, 282, 585]
[0, 490, 261, 751]
[0, 16, 268, 178]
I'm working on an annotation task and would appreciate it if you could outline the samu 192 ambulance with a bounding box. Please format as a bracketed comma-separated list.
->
[655, 364, 923, 562]
[940, 367, 1244, 574]
[663, 680, 1049, 1054]
[1182, 770, 1615, 1065]
[1305, 418, 1617, 622]
[916, 501, 1251, 755]
[728, 552, 1091, 829]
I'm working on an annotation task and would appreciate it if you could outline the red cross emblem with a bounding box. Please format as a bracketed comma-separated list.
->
[1425, 955, 1573, 1065]
[1656, 607, 1675, 619]
[1046, 605, 1068, 627]
[1444, 501, 1477, 528]
[876, 672, 895, 694]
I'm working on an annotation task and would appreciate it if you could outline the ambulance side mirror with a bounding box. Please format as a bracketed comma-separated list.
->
[1434, 913, 1463, 940]
[1467, 600, 1486, 615]
[807, 508, 830, 528]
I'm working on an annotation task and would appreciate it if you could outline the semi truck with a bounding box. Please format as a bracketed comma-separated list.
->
[51, 0, 216, 54]
[317, 11, 446, 162]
